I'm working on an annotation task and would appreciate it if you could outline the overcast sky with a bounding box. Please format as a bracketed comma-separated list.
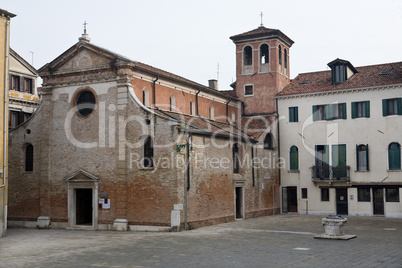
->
[4, 0, 402, 90]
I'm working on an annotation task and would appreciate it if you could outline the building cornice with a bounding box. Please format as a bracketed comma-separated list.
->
[275, 83, 402, 100]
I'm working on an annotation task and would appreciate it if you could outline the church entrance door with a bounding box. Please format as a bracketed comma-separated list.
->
[75, 188, 93, 225]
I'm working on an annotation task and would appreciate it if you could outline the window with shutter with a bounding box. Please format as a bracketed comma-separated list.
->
[289, 107, 298, 123]
[289, 146, 299, 171]
[383, 98, 402, 116]
[388, 143, 401, 170]
[356, 144, 369, 171]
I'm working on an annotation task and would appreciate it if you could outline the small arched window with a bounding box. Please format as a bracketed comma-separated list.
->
[264, 133, 274, 150]
[25, 144, 34, 172]
[233, 143, 240, 174]
[76, 90, 96, 116]
[289, 146, 299, 171]
[243, 46, 252, 66]
[388, 142, 401, 170]
[169, 94, 176, 112]
[209, 105, 214, 120]
[260, 44, 269, 64]
[278, 45, 282, 66]
[143, 136, 154, 168]
[190, 101, 195, 115]
[231, 111, 236, 123]
[143, 88, 150, 106]
[284, 48, 288, 69]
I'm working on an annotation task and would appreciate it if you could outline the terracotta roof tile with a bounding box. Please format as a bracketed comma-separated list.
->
[133, 62, 233, 99]
[230, 26, 294, 46]
[219, 90, 237, 98]
[152, 109, 252, 141]
[277, 61, 402, 97]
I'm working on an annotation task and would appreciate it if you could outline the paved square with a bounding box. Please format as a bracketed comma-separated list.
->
[0, 215, 401, 267]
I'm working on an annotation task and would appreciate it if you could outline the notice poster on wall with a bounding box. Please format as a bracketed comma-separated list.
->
[102, 199, 111, 209]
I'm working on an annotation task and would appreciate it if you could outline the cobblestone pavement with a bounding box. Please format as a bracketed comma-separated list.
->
[1, 215, 401, 268]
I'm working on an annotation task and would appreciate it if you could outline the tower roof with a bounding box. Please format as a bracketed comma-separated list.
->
[230, 26, 294, 47]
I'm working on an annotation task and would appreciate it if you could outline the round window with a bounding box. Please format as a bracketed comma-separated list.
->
[76, 90, 95, 116]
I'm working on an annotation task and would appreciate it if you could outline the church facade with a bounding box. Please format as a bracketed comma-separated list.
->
[8, 26, 290, 230]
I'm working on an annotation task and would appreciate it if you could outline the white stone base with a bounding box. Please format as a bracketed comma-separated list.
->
[129, 225, 170, 232]
[8, 221, 37, 228]
[113, 219, 128, 231]
[37, 216, 50, 229]
[314, 234, 357, 240]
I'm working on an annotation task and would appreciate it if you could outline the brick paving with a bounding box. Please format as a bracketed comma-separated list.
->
[0, 215, 401, 268]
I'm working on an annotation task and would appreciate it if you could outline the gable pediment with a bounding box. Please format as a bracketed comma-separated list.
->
[38, 41, 134, 76]
[56, 47, 113, 72]
[64, 169, 100, 183]
[10, 49, 38, 77]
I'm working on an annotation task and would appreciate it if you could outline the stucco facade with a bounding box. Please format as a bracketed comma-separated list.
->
[9, 48, 40, 129]
[278, 61, 402, 218]
[0, 8, 15, 238]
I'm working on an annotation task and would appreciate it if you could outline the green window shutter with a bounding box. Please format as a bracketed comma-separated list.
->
[312, 106, 318, 121]
[290, 146, 298, 170]
[356, 144, 359, 170]
[365, 101, 370, 118]
[351, 102, 356, 119]
[397, 98, 402, 115]
[289, 107, 294, 122]
[332, 144, 346, 167]
[382, 99, 388, 116]
[295, 107, 299, 122]
[389, 144, 401, 170]
[324, 145, 330, 166]
[366, 144, 370, 171]
[325, 104, 332, 120]
[342, 103, 347, 119]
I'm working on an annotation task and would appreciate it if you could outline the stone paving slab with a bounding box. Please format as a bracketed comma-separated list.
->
[0, 215, 401, 268]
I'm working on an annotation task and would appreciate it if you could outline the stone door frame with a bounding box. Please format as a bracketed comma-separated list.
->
[65, 170, 99, 229]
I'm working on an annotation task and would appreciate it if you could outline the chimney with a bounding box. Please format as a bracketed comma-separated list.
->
[208, 79, 218, 90]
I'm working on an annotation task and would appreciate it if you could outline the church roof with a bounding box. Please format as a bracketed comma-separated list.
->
[153, 109, 254, 142]
[277, 61, 402, 97]
[230, 26, 294, 47]
[38, 39, 236, 100]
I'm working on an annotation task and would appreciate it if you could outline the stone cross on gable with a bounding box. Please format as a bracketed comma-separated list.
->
[260, 12, 264, 27]
[83, 21, 87, 33]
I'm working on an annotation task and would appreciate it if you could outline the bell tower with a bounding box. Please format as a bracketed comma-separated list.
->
[230, 26, 294, 115]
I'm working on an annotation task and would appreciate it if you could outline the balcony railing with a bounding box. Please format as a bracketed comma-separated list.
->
[311, 165, 350, 182]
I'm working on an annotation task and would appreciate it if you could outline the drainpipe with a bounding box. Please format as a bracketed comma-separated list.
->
[184, 132, 191, 230]
[225, 99, 231, 124]
[195, 89, 200, 116]
[251, 145, 255, 187]
[152, 75, 159, 108]
[275, 98, 280, 215]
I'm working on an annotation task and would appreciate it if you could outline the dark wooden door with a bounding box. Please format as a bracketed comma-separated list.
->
[235, 187, 243, 219]
[336, 188, 348, 215]
[373, 188, 384, 215]
[287, 187, 298, 212]
[76, 188, 92, 225]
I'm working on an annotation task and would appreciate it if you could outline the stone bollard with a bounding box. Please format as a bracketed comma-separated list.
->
[37, 216, 51, 229]
[113, 219, 129, 231]
[314, 215, 357, 240]
[171, 204, 183, 232]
